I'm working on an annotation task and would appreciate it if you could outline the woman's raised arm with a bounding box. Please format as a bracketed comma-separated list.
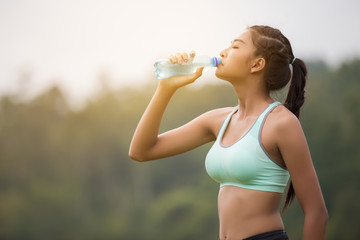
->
[129, 53, 216, 162]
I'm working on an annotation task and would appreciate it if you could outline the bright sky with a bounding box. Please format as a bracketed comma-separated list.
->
[1, 0, 360, 106]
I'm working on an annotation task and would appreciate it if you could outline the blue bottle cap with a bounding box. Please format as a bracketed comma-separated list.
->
[211, 57, 222, 67]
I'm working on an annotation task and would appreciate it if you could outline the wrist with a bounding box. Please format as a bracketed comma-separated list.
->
[157, 81, 177, 96]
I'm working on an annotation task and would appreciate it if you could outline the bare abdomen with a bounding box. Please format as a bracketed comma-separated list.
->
[218, 186, 284, 240]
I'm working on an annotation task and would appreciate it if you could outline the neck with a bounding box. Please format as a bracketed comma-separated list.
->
[231, 76, 273, 118]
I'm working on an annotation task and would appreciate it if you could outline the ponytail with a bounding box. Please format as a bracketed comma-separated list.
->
[282, 57, 307, 212]
[284, 58, 307, 118]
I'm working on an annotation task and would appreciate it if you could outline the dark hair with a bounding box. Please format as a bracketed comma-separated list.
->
[248, 25, 307, 211]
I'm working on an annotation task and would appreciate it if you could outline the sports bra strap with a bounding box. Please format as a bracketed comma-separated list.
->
[218, 102, 281, 141]
[249, 101, 281, 138]
[256, 101, 281, 124]
[217, 105, 239, 138]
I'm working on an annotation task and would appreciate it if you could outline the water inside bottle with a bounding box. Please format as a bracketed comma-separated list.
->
[154, 61, 211, 79]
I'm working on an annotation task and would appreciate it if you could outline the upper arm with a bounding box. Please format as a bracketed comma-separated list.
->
[146, 108, 227, 160]
[276, 113, 327, 214]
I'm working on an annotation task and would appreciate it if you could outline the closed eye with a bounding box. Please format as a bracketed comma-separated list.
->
[230, 39, 245, 49]
[230, 41, 240, 49]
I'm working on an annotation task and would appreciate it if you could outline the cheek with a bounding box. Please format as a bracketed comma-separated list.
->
[230, 51, 251, 69]
[216, 53, 250, 79]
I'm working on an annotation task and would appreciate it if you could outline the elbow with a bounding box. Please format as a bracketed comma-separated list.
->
[129, 154, 147, 162]
[319, 204, 329, 223]
[310, 206, 329, 226]
[128, 148, 148, 162]
[319, 209, 329, 229]
[323, 207, 329, 223]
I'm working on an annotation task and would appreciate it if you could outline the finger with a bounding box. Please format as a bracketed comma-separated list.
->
[182, 52, 189, 62]
[189, 50, 196, 58]
[169, 55, 177, 64]
[175, 53, 183, 65]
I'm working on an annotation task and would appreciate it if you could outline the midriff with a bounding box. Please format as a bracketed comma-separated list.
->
[218, 185, 284, 240]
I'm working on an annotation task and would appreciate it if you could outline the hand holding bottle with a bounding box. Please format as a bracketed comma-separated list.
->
[157, 51, 205, 91]
[168, 51, 196, 65]
[155, 51, 221, 79]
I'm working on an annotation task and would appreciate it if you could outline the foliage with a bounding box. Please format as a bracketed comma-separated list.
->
[0, 59, 359, 239]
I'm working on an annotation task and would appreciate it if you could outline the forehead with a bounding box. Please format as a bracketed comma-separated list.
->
[234, 30, 253, 44]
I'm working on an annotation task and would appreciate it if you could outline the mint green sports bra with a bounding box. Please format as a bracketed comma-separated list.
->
[205, 102, 290, 193]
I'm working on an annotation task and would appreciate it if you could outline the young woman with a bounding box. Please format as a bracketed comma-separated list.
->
[129, 25, 328, 240]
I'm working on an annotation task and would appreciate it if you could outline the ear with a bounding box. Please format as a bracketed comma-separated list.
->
[250, 57, 265, 73]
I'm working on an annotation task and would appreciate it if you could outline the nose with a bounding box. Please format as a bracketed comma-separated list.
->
[219, 48, 227, 58]
[220, 49, 225, 58]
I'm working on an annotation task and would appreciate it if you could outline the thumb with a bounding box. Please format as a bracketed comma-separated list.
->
[184, 66, 204, 85]
[193, 66, 204, 78]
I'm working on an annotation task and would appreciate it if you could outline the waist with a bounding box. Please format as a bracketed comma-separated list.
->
[218, 186, 284, 239]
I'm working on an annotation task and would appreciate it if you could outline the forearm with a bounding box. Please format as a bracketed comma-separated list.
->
[129, 61, 204, 161]
[129, 85, 175, 161]
[302, 210, 328, 240]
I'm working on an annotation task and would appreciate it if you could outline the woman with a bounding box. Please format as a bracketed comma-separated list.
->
[129, 25, 328, 240]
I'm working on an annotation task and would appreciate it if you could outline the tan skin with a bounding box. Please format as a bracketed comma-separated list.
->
[129, 30, 328, 239]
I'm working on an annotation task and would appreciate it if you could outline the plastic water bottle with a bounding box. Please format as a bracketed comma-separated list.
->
[154, 55, 221, 79]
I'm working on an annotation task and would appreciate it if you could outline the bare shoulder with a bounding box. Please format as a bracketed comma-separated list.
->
[202, 106, 235, 117]
[269, 105, 300, 126]
[200, 106, 236, 124]
[199, 106, 237, 137]
[268, 104, 302, 131]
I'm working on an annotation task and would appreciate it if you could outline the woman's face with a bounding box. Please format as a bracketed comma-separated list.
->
[215, 30, 257, 82]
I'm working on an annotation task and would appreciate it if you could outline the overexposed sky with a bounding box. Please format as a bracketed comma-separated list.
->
[1, 0, 360, 105]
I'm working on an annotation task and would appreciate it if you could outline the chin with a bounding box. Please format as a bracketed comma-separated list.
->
[215, 69, 225, 80]
[215, 68, 243, 83]
[215, 69, 230, 81]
